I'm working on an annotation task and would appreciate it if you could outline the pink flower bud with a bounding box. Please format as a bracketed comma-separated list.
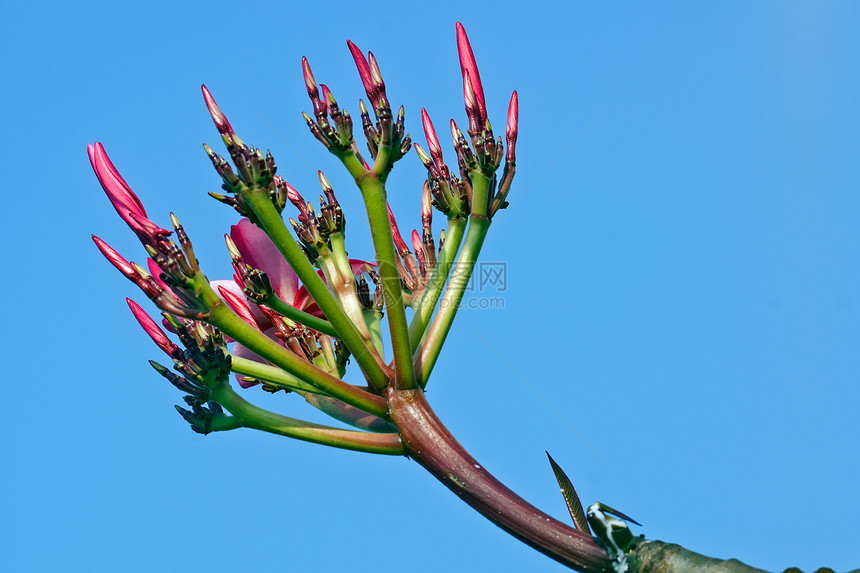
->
[462, 69, 481, 133]
[301, 56, 318, 98]
[346, 40, 378, 109]
[422, 181, 433, 228]
[450, 119, 463, 147]
[506, 90, 519, 163]
[88, 142, 149, 232]
[285, 182, 304, 209]
[92, 235, 135, 277]
[320, 83, 333, 115]
[421, 108, 444, 166]
[201, 85, 234, 135]
[217, 285, 260, 329]
[413, 143, 434, 169]
[386, 203, 410, 255]
[367, 52, 384, 90]
[146, 257, 170, 291]
[455, 23, 487, 125]
[127, 211, 171, 241]
[411, 229, 425, 268]
[127, 298, 181, 358]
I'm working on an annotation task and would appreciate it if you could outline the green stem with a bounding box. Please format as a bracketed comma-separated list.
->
[414, 215, 491, 387]
[208, 303, 388, 418]
[364, 309, 385, 358]
[212, 383, 404, 455]
[261, 294, 339, 338]
[356, 173, 416, 391]
[230, 355, 323, 394]
[408, 216, 467, 349]
[303, 394, 399, 434]
[327, 234, 374, 342]
[242, 190, 389, 390]
[209, 414, 242, 432]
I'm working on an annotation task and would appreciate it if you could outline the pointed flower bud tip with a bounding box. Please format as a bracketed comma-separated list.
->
[92, 235, 134, 275]
[455, 23, 487, 120]
[127, 298, 177, 354]
[506, 91, 519, 141]
[89, 142, 149, 230]
[320, 84, 332, 106]
[224, 234, 241, 259]
[317, 171, 332, 191]
[421, 108, 444, 163]
[201, 85, 234, 135]
[413, 143, 433, 167]
[301, 57, 318, 96]
[411, 229, 423, 253]
[386, 203, 409, 253]
[284, 182, 303, 206]
[368, 52, 384, 88]
[422, 181, 433, 217]
[217, 285, 258, 329]
[450, 119, 462, 145]
[347, 40, 375, 105]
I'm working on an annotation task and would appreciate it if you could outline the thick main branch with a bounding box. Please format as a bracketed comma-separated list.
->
[387, 387, 611, 573]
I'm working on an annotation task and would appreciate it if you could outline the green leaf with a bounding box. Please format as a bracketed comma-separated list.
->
[546, 452, 590, 534]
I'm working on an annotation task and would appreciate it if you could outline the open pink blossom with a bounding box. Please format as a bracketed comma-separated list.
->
[222, 218, 373, 388]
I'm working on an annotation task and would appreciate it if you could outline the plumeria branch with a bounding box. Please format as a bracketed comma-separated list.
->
[84, 22, 667, 573]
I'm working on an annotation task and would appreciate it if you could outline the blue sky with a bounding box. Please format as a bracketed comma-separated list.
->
[2, 1, 858, 571]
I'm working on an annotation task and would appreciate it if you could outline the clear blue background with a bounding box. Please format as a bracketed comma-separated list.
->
[2, 1, 858, 571]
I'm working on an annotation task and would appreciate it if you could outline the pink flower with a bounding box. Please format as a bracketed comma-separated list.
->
[220, 218, 373, 388]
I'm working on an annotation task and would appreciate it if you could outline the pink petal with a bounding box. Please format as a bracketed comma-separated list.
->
[349, 258, 376, 276]
[230, 218, 299, 304]
[291, 259, 376, 315]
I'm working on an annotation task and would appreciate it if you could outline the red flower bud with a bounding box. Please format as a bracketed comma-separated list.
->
[506, 90, 518, 163]
[201, 85, 234, 135]
[217, 284, 260, 330]
[127, 298, 181, 359]
[455, 23, 487, 126]
[421, 108, 445, 167]
[386, 203, 410, 255]
[347, 40, 378, 110]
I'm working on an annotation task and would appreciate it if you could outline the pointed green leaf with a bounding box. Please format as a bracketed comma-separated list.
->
[596, 501, 642, 526]
[546, 451, 590, 534]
